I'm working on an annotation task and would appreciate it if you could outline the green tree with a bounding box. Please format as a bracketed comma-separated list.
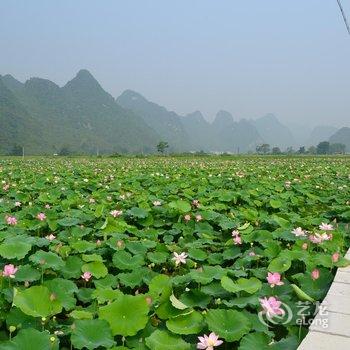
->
[307, 146, 317, 154]
[59, 146, 71, 156]
[256, 144, 270, 154]
[157, 141, 169, 154]
[272, 147, 281, 154]
[9, 144, 23, 156]
[316, 141, 330, 155]
[286, 147, 295, 155]
[330, 143, 346, 154]
[298, 146, 306, 154]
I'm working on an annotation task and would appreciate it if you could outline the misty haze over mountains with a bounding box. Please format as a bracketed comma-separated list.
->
[0, 69, 349, 155]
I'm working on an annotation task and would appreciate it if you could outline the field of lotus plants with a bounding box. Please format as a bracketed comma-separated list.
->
[0, 156, 349, 349]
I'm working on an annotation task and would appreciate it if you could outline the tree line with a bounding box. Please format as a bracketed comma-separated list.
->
[256, 141, 346, 155]
[3, 140, 346, 156]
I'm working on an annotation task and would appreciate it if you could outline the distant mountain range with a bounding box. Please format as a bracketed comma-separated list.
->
[0, 70, 159, 154]
[0, 70, 348, 154]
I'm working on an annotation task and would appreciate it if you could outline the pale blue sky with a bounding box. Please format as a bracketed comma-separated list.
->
[0, 0, 349, 126]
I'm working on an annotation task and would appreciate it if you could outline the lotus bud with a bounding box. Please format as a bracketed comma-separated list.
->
[117, 240, 124, 248]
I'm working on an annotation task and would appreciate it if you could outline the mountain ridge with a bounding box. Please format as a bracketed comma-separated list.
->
[0, 70, 347, 154]
[0, 71, 161, 154]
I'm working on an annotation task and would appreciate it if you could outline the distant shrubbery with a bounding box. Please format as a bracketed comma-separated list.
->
[255, 141, 347, 155]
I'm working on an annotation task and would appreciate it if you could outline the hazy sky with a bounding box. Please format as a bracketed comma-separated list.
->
[1, 0, 349, 127]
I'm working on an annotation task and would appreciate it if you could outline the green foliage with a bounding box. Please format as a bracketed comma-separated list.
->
[145, 330, 190, 350]
[156, 140, 169, 154]
[13, 286, 62, 318]
[1, 328, 59, 350]
[316, 141, 330, 154]
[166, 311, 205, 334]
[99, 294, 149, 336]
[206, 309, 251, 341]
[330, 142, 346, 154]
[71, 319, 114, 349]
[58, 146, 71, 156]
[221, 276, 262, 294]
[329, 127, 350, 152]
[256, 144, 270, 154]
[0, 156, 349, 349]
[272, 146, 281, 154]
[0, 238, 31, 259]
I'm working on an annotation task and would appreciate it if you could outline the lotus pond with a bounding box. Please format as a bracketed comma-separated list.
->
[0, 156, 349, 349]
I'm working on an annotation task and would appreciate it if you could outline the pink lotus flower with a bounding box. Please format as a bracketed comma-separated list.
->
[285, 181, 291, 188]
[309, 232, 331, 244]
[192, 199, 200, 208]
[3, 184, 9, 191]
[291, 227, 306, 237]
[197, 332, 223, 350]
[248, 251, 256, 256]
[319, 223, 334, 231]
[6, 216, 17, 225]
[37, 213, 46, 221]
[110, 210, 122, 217]
[332, 252, 340, 263]
[320, 232, 332, 241]
[45, 204, 51, 209]
[232, 230, 240, 237]
[184, 214, 191, 222]
[172, 252, 188, 266]
[233, 235, 242, 245]
[309, 233, 324, 244]
[2, 264, 18, 278]
[195, 214, 203, 222]
[267, 272, 284, 287]
[45, 234, 56, 241]
[259, 296, 285, 318]
[311, 269, 320, 280]
[81, 271, 92, 282]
